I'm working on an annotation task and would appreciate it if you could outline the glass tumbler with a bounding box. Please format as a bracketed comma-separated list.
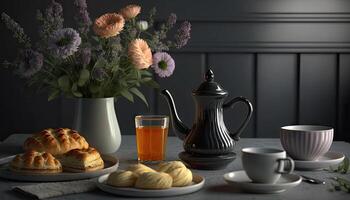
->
[135, 115, 169, 162]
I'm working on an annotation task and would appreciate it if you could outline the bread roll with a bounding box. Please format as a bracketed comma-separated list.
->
[107, 170, 137, 187]
[24, 128, 89, 155]
[167, 167, 192, 186]
[157, 161, 186, 173]
[10, 150, 62, 174]
[58, 147, 104, 172]
[135, 172, 173, 189]
[127, 163, 155, 177]
[157, 161, 192, 186]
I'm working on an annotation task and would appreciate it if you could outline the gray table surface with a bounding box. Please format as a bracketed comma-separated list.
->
[0, 134, 349, 200]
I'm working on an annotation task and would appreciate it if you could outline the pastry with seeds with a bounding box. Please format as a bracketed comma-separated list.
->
[10, 150, 62, 174]
[24, 128, 89, 155]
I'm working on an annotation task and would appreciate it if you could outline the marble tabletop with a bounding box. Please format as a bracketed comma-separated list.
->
[0, 134, 349, 200]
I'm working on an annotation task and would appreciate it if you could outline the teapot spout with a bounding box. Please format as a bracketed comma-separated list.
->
[161, 89, 190, 140]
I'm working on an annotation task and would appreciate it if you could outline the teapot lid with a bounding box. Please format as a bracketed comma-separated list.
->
[193, 69, 228, 96]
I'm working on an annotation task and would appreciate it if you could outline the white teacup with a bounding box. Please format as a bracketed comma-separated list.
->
[241, 147, 294, 184]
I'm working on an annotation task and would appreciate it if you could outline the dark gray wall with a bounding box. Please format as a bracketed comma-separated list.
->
[1, 0, 350, 141]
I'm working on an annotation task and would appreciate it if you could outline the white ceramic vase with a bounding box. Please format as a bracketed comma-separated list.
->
[73, 97, 121, 154]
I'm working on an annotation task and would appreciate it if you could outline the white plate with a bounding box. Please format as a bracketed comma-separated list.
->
[224, 170, 301, 194]
[294, 151, 345, 171]
[0, 155, 118, 182]
[96, 173, 205, 197]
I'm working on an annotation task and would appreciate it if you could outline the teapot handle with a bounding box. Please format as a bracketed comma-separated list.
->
[223, 96, 253, 141]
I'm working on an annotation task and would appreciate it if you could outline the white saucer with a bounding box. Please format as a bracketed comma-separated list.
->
[224, 170, 301, 194]
[294, 151, 345, 171]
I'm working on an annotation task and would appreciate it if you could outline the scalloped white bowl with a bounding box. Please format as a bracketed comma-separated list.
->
[280, 125, 333, 161]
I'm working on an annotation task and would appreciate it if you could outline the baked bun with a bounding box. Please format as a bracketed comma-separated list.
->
[10, 150, 62, 174]
[135, 172, 173, 189]
[107, 170, 137, 187]
[158, 161, 186, 173]
[24, 128, 89, 155]
[158, 161, 192, 186]
[127, 163, 155, 177]
[58, 147, 104, 172]
[167, 166, 192, 186]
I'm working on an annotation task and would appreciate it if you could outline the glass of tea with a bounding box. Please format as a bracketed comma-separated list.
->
[135, 115, 169, 162]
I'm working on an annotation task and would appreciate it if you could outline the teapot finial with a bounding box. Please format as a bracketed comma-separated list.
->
[205, 69, 214, 82]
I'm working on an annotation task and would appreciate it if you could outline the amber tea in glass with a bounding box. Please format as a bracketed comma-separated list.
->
[135, 115, 169, 162]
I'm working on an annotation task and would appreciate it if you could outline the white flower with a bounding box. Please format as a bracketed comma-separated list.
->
[136, 21, 148, 31]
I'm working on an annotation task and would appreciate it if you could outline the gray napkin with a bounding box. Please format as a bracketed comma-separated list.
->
[12, 179, 96, 199]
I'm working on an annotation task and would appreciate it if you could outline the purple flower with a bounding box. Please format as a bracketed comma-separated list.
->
[74, 0, 92, 34]
[48, 28, 81, 58]
[50, 0, 63, 15]
[80, 47, 91, 66]
[17, 49, 43, 78]
[175, 21, 191, 49]
[45, 0, 64, 30]
[92, 67, 108, 81]
[1, 12, 31, 48]
[151, 52, 175, 78]
[37, 0, 64, 40]
[167, 13, 177, 27]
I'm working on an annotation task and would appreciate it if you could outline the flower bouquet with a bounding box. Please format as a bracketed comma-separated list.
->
[1, 0, 191, 105]
[1, 0, 192, 153]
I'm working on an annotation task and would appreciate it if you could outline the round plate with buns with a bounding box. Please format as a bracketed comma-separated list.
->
[0, 128, 119, 182]
[96, 173, 204, 197]
[96, 161, 205, 197]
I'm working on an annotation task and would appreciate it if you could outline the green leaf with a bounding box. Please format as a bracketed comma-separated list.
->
[342, 157, 349, 173]
[65, 55, 77, 66]
[110, 58, 120, 72]
[141, 77, 153, 82]
[140, 70, 153, 77]
[91, 36, 100, 42]
[328, 156, 350, 174]
[48, 89, 60, 101]
[57, 75, 70, 92]
[144, 79, 160, 88]
[130, 88, 148, 107]
[121, 90, 134, 102]
[120, 80, 128, 87]
[127, 69, 138, 79]
[71, 83, 78, 92]
[71, 83, 82, 97]
[78, 69, 90, 87]
[93, 57, 108, 69]
[72, 90, 83, 97]
[136, 70, 141, 80]
[89, 84, 100, 94]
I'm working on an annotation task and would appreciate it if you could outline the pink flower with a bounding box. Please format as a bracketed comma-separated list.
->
[128, 39, 152, 69]
[151, 52, 175, 78]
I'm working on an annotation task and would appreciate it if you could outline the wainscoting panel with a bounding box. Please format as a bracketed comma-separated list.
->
[1, 0, 350, 141]
[339, 54, 350, 141]
[299, 54, 338, 134]
[1, 70, 17, 136]
[10, 80, 61, 133]
[185, 22, 350, 53]
[208, 53, 256, 138]
[257, 54, 298, 138]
